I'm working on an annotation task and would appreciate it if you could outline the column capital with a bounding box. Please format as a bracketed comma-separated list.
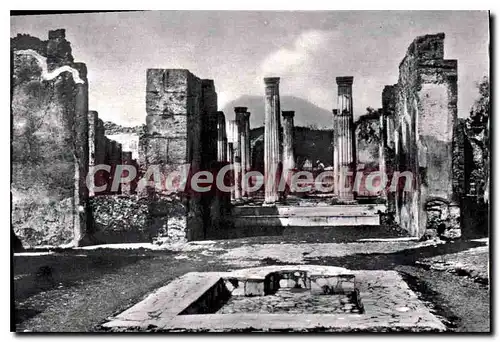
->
[243, 111, 251, 120]
[264, 77, 280, 85]
[282, 110, 295, 118]
[336, 76, 354, 85]
[234, 106, 248, 114]
[217, 111, 225, 121]
[234, 107, 248, 124]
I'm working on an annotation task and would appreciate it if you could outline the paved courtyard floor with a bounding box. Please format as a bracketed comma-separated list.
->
[13, 234, 490, 332]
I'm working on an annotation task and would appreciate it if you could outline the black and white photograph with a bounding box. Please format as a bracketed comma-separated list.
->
[9, 9, 491, 333]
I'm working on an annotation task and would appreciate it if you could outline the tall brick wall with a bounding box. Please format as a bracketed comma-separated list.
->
[382, 33, 460, 238]
[11, 29, 90, 247]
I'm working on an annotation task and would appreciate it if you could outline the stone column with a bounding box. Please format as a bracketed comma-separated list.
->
[223, 137, 228, 162]
[217, 111, 227, 162]
[333, 76, 356, 202]
[235, 107, 247, 199]
[244, 111, 251, 172]
[263, 77, 282, 204]
[241, 110, 252, 197]
[281, 110, 295, 175]
[227, 142, 235, 200]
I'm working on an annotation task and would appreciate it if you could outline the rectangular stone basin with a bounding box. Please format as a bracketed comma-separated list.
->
[102, 266, 447, 332]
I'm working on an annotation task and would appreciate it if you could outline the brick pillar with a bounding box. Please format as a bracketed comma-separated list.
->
[201, 79, 218, 169]
[94, 119, 106, 194]
[382, 84, 397, 214]
[263, 77, 282, 204]
[235, 107, 247, 200]
[121, 151, 133, 195]
[378, 113, 387, 200]
[333, 76, 356, 202]
[117, 142, 123, 194]
[73, 62, 90, 246]
[88, 111, 98, 197]
[217, 111, 227, 162]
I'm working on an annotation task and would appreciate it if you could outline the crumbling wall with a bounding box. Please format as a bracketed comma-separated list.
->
[250, 126, 334, 173]
[88, 110, 141, 198]
[11, 29, 90, 247]
[382, 33, 460, 239]
[103, 121, 143, 160]
[89, 195, 151, 243]
[355, 113, 381, 168]
[354, 110, 385, 198]
[459, 113, 489, 237]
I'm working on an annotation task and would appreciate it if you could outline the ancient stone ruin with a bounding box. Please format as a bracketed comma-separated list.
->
[102, 265, 446, 332]
[11, 29, 489, 248]
[380, 33, 461, 238]
[12, 29, 91, 247]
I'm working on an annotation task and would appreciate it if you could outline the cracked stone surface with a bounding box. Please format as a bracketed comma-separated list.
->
[102, 268, 446, 332]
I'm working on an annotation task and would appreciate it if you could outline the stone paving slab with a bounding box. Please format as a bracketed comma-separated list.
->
[102, 272, 223, 329]
[163, 312, 443, 332]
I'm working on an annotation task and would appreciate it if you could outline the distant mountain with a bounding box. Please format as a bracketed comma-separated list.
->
[222, 95, 333, 129]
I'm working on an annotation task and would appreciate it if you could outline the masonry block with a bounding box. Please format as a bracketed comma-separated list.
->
[244, 279, 265, 296]
[146, 114, 188, 137]
[141, 136, 169, 165]
[168, 138, 188, 164]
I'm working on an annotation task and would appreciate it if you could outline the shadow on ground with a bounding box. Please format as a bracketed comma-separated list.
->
[302, 239, 487, 271]
[13, 249, 174, 302]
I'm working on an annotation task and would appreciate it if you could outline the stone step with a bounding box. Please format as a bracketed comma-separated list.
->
[232, 215, 380, 227]
[232, 204, 386, 217]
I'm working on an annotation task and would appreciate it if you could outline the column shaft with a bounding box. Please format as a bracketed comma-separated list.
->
[333, 76, 356, 202]
[217, 111, 227, 162]
[234, 108, 248, 201]
[282, 110, 295, 177]
[244, 112, 251, 172]
[227, 142, 235, 200]
[264, 77, 282, 204]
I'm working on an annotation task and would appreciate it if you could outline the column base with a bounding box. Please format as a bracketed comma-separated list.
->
[232, 198, 244, 205]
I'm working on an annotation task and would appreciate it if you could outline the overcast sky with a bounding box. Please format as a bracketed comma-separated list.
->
[11, 11, 489, 126]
